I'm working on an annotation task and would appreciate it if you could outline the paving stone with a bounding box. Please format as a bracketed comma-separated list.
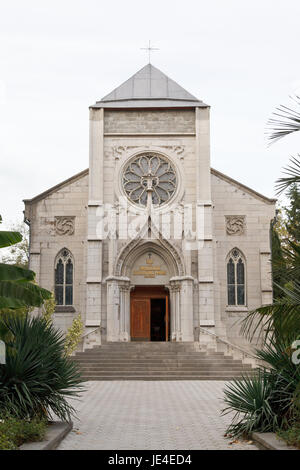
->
[57, 381, 257, 450]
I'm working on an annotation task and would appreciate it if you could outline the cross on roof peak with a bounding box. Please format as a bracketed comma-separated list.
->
[140, 40, 159, 63]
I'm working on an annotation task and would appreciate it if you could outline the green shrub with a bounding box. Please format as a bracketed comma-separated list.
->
[0, 314, 83, 421]
[64, 314, 84, 356]
[0, 415, 47, 450]
[223, 337, 300, 437]
[277, 421, 300, 449]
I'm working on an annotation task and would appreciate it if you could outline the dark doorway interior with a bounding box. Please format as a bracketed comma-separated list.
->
[150, 298, 166, 341]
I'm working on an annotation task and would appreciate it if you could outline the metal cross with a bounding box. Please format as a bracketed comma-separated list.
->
[140, 40, 159, 63]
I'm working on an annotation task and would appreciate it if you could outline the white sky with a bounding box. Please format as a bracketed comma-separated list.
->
[1, 0, 300, 229]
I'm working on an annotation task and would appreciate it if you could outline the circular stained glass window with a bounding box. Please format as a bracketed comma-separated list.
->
[122, 154, 177, 207]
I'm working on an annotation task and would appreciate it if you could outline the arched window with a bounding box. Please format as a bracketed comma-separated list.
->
[54, 249, 73, 306]
[227, 248, 246, 306]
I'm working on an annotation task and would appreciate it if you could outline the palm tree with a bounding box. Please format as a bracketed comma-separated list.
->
[267, 94, 300, 193]
[223, 95, 300, 438]
[243, 94, 300, 341]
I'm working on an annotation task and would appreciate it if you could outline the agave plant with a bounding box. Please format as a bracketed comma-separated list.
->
[223, 337, 300, 437]
[0, 314, 83, 421]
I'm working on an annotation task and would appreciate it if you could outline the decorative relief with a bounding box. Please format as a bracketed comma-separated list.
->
[55, 216, 75, 236]
[225, 216, 245, 236]
[158, 145, 185, 159]
[112, 145, 185, 160]
[112, 145, 140, 160]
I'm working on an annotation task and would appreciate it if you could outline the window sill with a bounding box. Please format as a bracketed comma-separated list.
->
[55, 306, 76, 313]
[225, 306, 248, 312]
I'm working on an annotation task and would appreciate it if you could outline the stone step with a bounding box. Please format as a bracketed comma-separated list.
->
[98, 343, 196, 348]
[96, 346, 196, 352]
[74, 359, 243, 366]
[79, 362, 252, 369]
[75, 343, 253, 381]
[74, 353, 228, 359]
[80, 375, 249, 381]
[81, 367, 254, 375]
[78, 369, 252, 376]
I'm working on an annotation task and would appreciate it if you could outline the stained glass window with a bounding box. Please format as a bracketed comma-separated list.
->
[122, 154, 177, 207]
[227, 249, 246, 306]
[54, 249, 73, 306]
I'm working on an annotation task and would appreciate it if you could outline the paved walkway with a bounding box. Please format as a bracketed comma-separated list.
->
[57, 381, 257, 450]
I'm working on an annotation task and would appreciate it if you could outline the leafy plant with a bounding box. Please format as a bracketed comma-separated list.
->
[0, 221, 29, 268]
[224, 93, 300, 441]
[0, 415, 47, 450]
[41, 293, 56, 327]
[240, 282, 300, 343]
[0, 314, 83, 421]
[64, 314, 84, 356]
[223, 337, 300, 437]
[0, 216, 51, 310]
[39, 295, 83, 355]
[277, 421, 300, 449]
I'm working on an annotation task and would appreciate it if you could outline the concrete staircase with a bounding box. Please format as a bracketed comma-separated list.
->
[73, 342, 255, 381]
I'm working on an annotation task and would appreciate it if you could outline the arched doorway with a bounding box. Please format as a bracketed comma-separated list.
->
[106, 239, 193, 343]
[130, 286, 170, 341]
[129, 249, 171, 342]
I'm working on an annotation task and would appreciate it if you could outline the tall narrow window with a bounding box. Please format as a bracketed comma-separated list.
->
[227, 249, 246, 306]
[55, 249, 73, 306]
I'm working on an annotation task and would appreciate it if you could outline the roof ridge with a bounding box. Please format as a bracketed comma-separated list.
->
[94, 63, 204, 108]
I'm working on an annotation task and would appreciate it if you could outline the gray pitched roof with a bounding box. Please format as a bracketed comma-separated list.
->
[91, 64, 208, 108]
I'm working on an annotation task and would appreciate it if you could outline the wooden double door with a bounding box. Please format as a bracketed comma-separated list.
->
[130, 286, 169, 341]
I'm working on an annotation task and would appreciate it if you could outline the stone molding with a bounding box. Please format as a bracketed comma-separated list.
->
[55, 306, 76, 313]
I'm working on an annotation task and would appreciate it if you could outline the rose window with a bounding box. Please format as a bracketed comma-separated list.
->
[122, 154, 177, 207]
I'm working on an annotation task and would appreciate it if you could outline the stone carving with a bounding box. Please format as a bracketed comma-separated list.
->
[112, 145, 185, 160]
[159, 145, 185, 159]
[55, 216, 75, 236]
[225, 216, 245, 235]
[114, 226, 185, 277]
[112, 145, 140, 160]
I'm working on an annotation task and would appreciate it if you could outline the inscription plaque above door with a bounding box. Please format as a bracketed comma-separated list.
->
[132, 253, 166, 279]
[131, 253, 169, 285]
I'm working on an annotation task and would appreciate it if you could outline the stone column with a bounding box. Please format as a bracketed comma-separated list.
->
[179, 276, 194, 341]
[169, 280, 182, 341]
[85, 108, 104, 342]
[106, 276, 130, 342]
[195, 107, 216, 346]
[119, 280, 131, 342]
[170, 276, 194, 342]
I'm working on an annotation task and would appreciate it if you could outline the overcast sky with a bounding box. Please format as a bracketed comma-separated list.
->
[1, 0, 300, 229]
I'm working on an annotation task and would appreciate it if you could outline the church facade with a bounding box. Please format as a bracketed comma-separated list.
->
[23, 64, 276, 350]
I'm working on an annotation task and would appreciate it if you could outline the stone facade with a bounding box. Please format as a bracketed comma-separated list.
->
[23, 65, 276, 351]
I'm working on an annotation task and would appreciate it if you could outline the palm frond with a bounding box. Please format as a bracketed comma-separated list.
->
[267, 95, 300, 143]
[240, 282, 300, 342]
[276, 155, 300, 194]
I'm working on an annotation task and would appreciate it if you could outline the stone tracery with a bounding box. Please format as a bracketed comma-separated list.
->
[122, 154, 177, 207]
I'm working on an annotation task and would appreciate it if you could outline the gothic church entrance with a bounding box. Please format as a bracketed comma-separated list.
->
[130, 286, 169, 341]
